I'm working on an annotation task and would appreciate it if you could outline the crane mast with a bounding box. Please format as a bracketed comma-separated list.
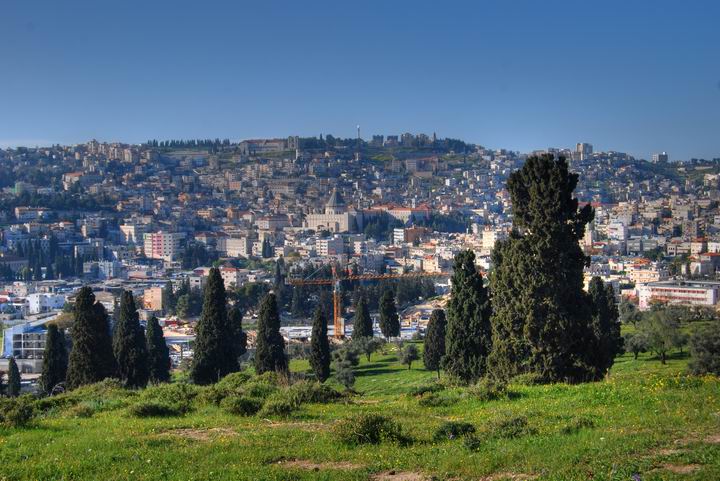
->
[287, 265, 443, 338]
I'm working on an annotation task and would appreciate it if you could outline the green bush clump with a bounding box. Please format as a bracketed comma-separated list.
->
[467, 378, 508, 401]
[560, 416, 596, 435]
[284, 380, 342, 404]
[129, 400, 183, 417]
[463, 414, 537, 451]
[433, 421, 476, 441]
[35, 378, 133, 414]
[408, 383, 445, 397]
[510, 372, 545, 386]
[242, 379, 279, 399]
[258, 397, 297, 417]
[0, 396, 36, 428]
[67, 401, 97, 418]
[418, 392, 458, 407]
[220, 396, 262, 416]
[133, 382, 198, 416]
[333, 413, 411, 446]
[216, 371, 253, 390]
[491, 414, 536, 438]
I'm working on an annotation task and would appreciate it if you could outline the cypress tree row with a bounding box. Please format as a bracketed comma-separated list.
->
[146, 316, 171, 384]
[7, 357, 21, 397]
[191, 267, 239, 384]
[378, 289, 400, 340]
[254, 293, 288, 374]
[113, 291, 149, 388]
[588, 277, 623, 378]
[40, 324, 68, 394]
[489, 154, 596, 383]
[66, 287, 117, 390]
[352, 295, 373, 339]
[309, 307, 331, 382]
[443, 250, 492, 383]
[423, 308, 447, 379]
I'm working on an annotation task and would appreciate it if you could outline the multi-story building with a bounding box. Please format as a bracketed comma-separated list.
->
[637, 280, 720, 310]
[143, 231, 184, 262]
[316, 236, 345, 257]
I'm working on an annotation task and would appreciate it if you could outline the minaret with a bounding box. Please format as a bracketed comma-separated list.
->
[355, 124, 361, 162]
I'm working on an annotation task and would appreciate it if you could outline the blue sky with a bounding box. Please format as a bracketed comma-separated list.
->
[1, 0, 719, 160]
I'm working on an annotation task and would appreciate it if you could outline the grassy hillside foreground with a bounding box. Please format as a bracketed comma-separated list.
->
[0, 344, 719, 481]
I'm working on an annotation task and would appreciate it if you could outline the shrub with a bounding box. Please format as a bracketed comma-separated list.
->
[136, 382, 198, 415]
[220, 396, 262, 416]
[67, 401, 98, 418]
[0, 396, 36, 428]
[129, 400, 182, 418]
[284, 380, 342, 405]
[333, 413, 411, 446]
[490, 415, 536, 439]
[408, 383, 445, 397]
[688, 325, 720, 375]
[242, 380, 278, 399]
[216, 371, 253, 390]
[560, 417, 596, 435]
[433, 421, 476, 441]
[467, 378, 508, 401]
[510, 372, 545, 386]
[258, 395, 298, 417]
[418, 392, 458, 407]
[463, 434, 484, 451]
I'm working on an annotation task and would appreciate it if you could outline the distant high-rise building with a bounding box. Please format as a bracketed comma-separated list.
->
[575, 142, 593, 160]
[652, 152, 669, 163]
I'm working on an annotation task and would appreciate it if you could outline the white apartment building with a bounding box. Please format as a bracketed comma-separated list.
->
[316, 236, 345, 257]
[637, 281, 720, 310]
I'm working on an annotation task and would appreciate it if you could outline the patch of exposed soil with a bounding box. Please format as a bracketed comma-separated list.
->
[704, 434, 720, 444]
[370, 471, 428, 481]
[658, 463, 701, 474]
[159, 427, 237, 441]
[480, 474, 538, 481]
[261, 420, 327, 431]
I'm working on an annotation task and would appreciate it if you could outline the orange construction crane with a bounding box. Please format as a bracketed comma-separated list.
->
[287, 265, 444, 338]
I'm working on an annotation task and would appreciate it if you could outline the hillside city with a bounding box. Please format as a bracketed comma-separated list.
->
[2, 135, 720, 378]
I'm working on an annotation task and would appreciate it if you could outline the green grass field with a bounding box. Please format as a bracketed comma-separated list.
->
[1, 344, 719, 481]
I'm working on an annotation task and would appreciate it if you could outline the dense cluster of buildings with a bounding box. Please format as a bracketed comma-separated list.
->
[1, 135, 720, 373]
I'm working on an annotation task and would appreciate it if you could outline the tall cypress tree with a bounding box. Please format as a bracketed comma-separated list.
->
[146, 316, 171, 384]
[40, 324, 68, 395]
[66, 287, 117, 390]
[191, 267, 239, 384]
[229, 306, 248, 360]
[7, 357, 21, 397]
[113, 291, 149, 388]
[309, 307, 331, 382]
[489, 154, 595, 383]
[379, 289, 400, 339]
[443, 250, 492, 383]
[352, 295, 373, 339]
[254, 293, 288, 374]
[423, 309, 446, 379]
[588, 277, 623, 378]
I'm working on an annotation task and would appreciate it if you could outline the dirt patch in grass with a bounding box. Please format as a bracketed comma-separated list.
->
[480, 474, 538, 481]
[657, 463, 701, 474]
[278, 459, 364, 471]
[704, 434, 720, 444]
[159, 427, 237, 441]
[261, 420, 327, 431]
[652, 448, 685, 456]
[370, 471, 428, 481]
